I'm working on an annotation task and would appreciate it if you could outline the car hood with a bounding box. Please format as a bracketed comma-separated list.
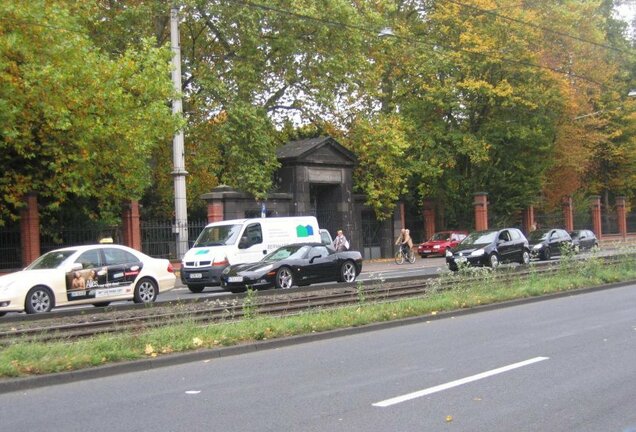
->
[421, 240, 450, 247]
[452, 242, 490, 254]
[0, 269, 60, 288]
[227, 261, 276, 274]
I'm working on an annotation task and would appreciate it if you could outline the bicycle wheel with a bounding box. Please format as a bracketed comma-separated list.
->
[394, 250, 405, 265]
[407, 250, 416, 264]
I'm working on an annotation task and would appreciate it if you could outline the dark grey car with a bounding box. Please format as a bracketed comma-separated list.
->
[528, 228, 573, 260]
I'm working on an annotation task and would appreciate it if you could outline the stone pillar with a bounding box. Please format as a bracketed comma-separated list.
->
[590, 195, 602, 239]
[122, 200, 141, 251]
[616, 196, 627, 240]
[207, 201, 224, 223]
[522, 206, 535, 234]
[19, 193, 40, 266]
[562, 195, 574, 232]
[422, 199, 436, 241]
[473, 192, 489, 231]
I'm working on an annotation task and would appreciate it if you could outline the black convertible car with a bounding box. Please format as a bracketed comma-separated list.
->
[220, 243, 363, 293]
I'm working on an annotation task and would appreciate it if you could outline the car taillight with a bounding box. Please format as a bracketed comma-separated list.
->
[167, 263, 175, 273]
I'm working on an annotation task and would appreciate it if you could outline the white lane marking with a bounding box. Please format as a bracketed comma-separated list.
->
[373, 356, 549, 407]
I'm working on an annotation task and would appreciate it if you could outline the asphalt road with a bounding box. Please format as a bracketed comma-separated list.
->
[1, 282, 635, 431]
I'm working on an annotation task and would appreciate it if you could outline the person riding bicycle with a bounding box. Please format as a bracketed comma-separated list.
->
[395, 228, 413, 257]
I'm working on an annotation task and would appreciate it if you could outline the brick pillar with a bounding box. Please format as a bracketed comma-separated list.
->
[122, 200, 141, 251]
[422, 199, 436, 241]
[562, 195, 574, 232]
[207, 201, 224, 223]
[473, 192, 489, 231]
[590, 195, 602, 239]
[522, 206, 535, 234]
[616, 196, 627, 240]
[20, 193, 40, 267]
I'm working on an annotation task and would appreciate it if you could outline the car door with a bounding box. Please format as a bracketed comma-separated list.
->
[234, 223, 267, 263]
[101, 247, 143, 298]
[547, 230, 562, 256]
[66, 248, 104, 303]
[303, 246, 337, 283]
[496, 230, 514, 262]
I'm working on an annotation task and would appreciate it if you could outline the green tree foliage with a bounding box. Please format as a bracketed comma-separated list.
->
[0, 0, 178, 225]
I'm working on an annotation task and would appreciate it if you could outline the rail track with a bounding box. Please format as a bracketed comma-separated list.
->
[0, 253, 631, 345]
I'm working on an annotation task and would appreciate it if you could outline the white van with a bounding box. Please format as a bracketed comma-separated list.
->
[181, 216, 322, 292]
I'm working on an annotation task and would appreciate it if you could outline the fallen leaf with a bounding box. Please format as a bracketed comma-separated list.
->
[446, 415, 453, 422]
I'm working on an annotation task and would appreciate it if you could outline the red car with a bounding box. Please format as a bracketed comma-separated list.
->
[417, 230, 468, 258]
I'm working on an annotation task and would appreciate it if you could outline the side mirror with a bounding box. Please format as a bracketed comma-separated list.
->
[71, 263, 83, 271]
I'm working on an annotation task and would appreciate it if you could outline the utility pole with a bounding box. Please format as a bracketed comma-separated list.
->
[170, 5, 188, 259]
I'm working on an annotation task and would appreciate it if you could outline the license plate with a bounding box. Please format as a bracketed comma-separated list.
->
[455, 256, 467, 263]
[228, 276, 243, 283]
[189, 273, 202, 279]
[422, 250, 431, 253]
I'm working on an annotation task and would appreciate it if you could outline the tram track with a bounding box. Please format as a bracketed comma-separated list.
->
[0, 253, 631, 345]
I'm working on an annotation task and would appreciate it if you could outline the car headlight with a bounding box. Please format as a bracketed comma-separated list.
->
[445, 249, 453, 257]
[470, 249, 485, 257]
[433, 245, 440, 249]
[533, 244, 543, 250]
[222, 267, 231, 275]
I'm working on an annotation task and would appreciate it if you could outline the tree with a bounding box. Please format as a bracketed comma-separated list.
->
[0, 0, 179, 225]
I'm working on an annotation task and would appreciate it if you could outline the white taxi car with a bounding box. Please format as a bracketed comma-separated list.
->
[0, 244, 176, 315]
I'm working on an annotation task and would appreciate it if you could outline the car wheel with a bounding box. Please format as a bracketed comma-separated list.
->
[25, 286, 54, 314]
[489, 253, 500, 269]
[93, 302, 111, 308]
[394, 250, 404, 265]
[134, 277, 158, 304]
[187, 284, 205, 293]
[520, 250, 530, 265]
[448, 263, 459, 272]
[542, 247, 551, 261]
[340, 261, 357, 283]
[275, 267, 294, 289]
[0, 312, 6, 317]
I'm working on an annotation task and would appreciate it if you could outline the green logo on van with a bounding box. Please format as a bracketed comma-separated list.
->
[296, 224, 315, 237]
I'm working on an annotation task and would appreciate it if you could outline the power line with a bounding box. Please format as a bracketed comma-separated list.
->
[446, 0, 633, 55]
[227, 0, 604, 86]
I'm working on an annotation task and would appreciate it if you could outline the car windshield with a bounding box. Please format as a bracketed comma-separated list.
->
[263, 245, 312, 262]
[26, 250, 76, 270]
[461, 231, 498, 245]
[431, 232, 451, 241]
[194, 224, 242, 247]
[528, 230, 549, 241]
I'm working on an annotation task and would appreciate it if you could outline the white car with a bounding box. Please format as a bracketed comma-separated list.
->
[0, 244, 176, 315]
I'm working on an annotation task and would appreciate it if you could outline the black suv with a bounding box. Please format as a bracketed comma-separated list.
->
[446, 228, 530, 271]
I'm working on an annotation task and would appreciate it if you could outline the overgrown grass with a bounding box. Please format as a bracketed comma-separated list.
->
[1, 250, 635, 378]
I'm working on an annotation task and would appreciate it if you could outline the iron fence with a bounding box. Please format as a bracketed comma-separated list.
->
[141, 219, 208, 260]
[0, 224, 21, 270]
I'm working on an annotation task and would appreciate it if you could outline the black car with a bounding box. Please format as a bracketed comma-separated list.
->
[528, 228, 573, 260]
[220, 243, 363, 293]
[569, 229, 599, 253]
[446, 228, 530, 271]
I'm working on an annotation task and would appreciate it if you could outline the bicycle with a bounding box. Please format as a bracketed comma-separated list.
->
[395, 245, 416, 264]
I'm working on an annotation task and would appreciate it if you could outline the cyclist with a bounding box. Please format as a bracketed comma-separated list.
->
[395, 228, 413, 258]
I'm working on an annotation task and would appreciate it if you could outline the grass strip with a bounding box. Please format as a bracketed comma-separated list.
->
[0, 251, 634, 378]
